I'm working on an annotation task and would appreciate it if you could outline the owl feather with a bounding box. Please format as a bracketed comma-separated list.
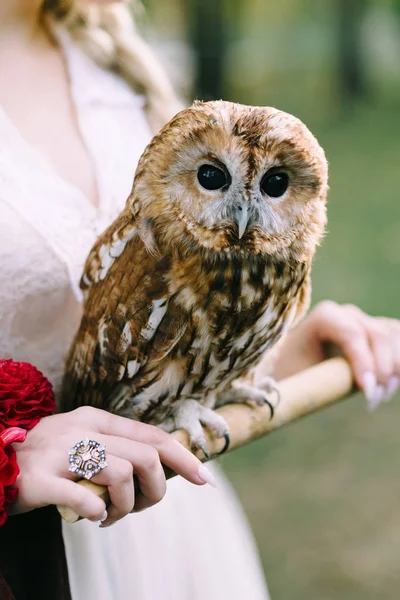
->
[62, 100, 328, 455]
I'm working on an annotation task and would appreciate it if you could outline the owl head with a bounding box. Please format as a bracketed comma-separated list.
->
[131, 100, 328, 263]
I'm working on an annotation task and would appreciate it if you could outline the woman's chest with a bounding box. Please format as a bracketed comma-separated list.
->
[0, 44, 99, 208]
[0, 201, 83, 395]
[0, 201, 79, 333]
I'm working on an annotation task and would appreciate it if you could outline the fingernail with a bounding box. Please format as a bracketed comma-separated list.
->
[99, 510, 108, 523]
[197, 464, 217, 488]
[99, 520, 116, 528]
[362, 372, 385, 411]
[384, 376, 400, 401]
[362, 371, 378, 409]
[368, 385, 385, 411]
[374, 385, 385, 409]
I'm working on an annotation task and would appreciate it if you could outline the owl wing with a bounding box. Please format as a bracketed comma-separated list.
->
[62, 212, 188, 411]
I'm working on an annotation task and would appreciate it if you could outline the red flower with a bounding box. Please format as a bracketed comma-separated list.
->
[0, 440, 19, 526]
[0, 360, 55, 526]
[0, 360, 56, 430]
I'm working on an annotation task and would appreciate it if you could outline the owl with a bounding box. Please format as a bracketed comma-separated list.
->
[62, 100, 328, 456]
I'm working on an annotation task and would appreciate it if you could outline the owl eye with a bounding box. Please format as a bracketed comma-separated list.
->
[197, 164, 229, 191]
[260, 172, 289, 198]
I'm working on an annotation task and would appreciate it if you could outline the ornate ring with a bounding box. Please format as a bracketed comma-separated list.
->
[68, 437, 108, 480]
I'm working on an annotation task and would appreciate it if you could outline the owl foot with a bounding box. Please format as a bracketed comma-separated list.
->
[257, 376, 281, 410]
[160, 400, 230, 459]
[217, 379, 280, 420]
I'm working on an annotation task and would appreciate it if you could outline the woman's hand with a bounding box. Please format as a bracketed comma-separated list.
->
[271, 301, 400, 410]
[11, 406, 215, 527]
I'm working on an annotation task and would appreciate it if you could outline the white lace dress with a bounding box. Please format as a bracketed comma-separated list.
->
[0, 28, 270, 600]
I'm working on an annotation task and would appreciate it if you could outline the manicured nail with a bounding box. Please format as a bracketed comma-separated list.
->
[99, 520, 116, 528]
[197, 464, 217, 488]
[368, 385, 385, 411]
[374, 385, 385, 408]
[99, 510, 108, 523]
[384, 376, 400, 401]
[362, 372, 385, 411]
[362, 372, 377, 406]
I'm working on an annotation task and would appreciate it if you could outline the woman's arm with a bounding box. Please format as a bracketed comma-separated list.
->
[271, 300, 400, 410]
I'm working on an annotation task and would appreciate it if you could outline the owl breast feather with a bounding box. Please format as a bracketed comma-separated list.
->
[62, 216, 310, 420]
[102, 253, 308, 425]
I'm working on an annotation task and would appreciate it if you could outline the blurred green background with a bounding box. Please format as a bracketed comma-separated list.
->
[142, 1, 400, 598]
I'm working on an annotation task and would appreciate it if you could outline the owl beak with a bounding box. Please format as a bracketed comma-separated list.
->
[233, 203, 250, 239]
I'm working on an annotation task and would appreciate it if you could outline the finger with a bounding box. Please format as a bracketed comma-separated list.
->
[316, 318, 383, 408]
[366, 321, 395, 387]
[91, 454, 134, 524]
[383, 320, 400, 398]
[312, 306, 375, 378]
[133, 487, 164, 513]
[17, 476, 107, 522]
[98, 439, 166, 514]
[389, 321, 400, 376]
[311, 304, 399, 409]
[319, 321, 375, 389]
[338, 313, 400, 402]
[81, 408, 208, 486]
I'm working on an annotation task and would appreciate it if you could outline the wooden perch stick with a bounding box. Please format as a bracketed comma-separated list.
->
[57, 357, 355, 523]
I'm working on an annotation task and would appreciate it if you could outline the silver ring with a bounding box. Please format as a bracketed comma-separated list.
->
[68, 437, 108, 480]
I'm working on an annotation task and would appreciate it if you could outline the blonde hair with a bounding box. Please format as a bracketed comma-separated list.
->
[42, 0, 182, 133]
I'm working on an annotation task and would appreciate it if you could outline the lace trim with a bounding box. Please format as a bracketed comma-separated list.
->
[0, 26, 152, 301]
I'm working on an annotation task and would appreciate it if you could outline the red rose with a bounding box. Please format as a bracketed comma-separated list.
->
[0, 360, 56, 429]
[0, 360, 54, 526]
[0, 440, 19, 526]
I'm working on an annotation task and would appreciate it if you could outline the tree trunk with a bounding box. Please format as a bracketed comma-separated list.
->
[336, 0, 368, 108]
[188, 0, 227, 100]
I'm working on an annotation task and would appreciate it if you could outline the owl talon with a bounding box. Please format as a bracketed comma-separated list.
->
[259, 380, 280, 420]
[217, 379, 280, 420]
[167, 399, 230, 459]
[217, 432, 230, 455]
[196, 441, 210, 461]
[258, 377, 280, 403]
[264, 398, 275, 420]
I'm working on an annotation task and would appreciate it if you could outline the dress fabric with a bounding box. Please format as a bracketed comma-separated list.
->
[0, 26, 270, 600]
